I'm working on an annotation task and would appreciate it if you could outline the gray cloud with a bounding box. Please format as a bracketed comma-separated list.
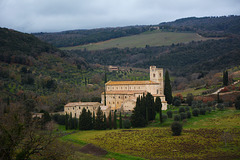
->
[0, 0, 239, 33]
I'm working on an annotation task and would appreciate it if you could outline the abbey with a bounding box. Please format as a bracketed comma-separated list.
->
[101, 66, 167, 112]
[64, 66, 167, 117]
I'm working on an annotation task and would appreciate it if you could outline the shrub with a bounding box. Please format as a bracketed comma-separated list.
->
[186, 111, 191, 118]
[185, 106, 190, 111]
[180, 112, 187, 120]
[186, 93, 194, 106]
[162, 114, 168, 122]
[191, 106, 196, 110]
[167, 110, 173, 118]
[123, 119, 131, 129]
[235, 100, 240, 110]
[206, 107, 212, 113]
[171, 121, 182, 136]
[179, 106, 185, 113]
[199, 108, 206, 115]
[207, 101, 213, 107]
[192, 108, 200, 117]
[173, 96, 181, 106]
[173, 111, 178, 114]
[174, 114, 181, 121]
[217, 103, 225, 111]
[212, 106, 216, 111]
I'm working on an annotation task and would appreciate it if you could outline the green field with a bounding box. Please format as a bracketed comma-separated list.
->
[61, 109, 240, 159]
[61, 30, 213, 51]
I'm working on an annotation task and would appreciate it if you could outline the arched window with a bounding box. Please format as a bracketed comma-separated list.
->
[153, 74, 155, 77]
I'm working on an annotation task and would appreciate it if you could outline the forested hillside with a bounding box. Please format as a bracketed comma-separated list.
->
[69, 37, 240, 76]
[34, 26, 150, 47]
[0, 28, 150, 112]
[34, 15, 240, 48]
[159, 15, 240, 37]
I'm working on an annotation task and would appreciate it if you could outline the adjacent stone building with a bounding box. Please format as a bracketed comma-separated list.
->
[101, 66, 167, 112]
[64, 102, 109, 118]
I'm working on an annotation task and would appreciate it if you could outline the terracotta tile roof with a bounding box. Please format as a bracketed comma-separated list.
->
[106, 80, 159, 85]
[101, 90, 145, 95]
[65, 102, 100, 107]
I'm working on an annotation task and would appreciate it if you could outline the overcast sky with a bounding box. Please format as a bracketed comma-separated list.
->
[0, 0, 239, 33]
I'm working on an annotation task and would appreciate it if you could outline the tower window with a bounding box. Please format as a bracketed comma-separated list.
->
[153, 74, 155, 77]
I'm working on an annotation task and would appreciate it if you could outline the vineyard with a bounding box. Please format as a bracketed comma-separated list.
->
[62, 109, 240, 159]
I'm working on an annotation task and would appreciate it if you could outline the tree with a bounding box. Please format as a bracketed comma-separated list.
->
[146, 93, 155, 121]
[108, 111, 112, 129]
[103, 113, 107, 130]
[79, 108, 89, 130]
[0, 104, 58, 160]
[173, 96, 181, 106]
[171, 121, 183, 136]
[69, 112, 73, 129]
[113, 111, 117, 129]
[119, 111, 122, 129]
[235, 96, 240, 110]
[92, 111, 95, 128]
[223, 70, 228, 86]
[65, 113, 69, 130]
[104, 67, 107, 106]
[87, 110, 93, 130]
[155, 97, 162, 123]
[164, 70, 173, 104]
[94, 106, 104, 130]
[131, 96, 147, 127]
[186, 93, 194, 106]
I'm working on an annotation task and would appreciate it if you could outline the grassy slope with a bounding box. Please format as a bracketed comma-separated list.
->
[61, 30, 213, 51]
[61, 109, 240, 160]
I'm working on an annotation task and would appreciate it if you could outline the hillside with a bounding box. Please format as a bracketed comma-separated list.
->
[61, 30, 214, 51]
[0, 28, 151, 112]
[34, 15, 240, 49]
[159, 15, 240, 37]
[69, 37, 240, 75]
[34, 26, 150, 47]
[0, 28, 96, 112]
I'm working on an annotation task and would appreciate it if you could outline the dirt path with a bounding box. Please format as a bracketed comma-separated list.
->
[212, 80, 240, 95]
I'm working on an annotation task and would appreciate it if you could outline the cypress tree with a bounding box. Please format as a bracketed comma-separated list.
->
[146, 92, 155, 121]
[223, 70, 228, 86]
[113, 111, 117, 129]
[164, 70, 173, 104]
[78, 114, 81, 130]
[69, 112, 73, 130]
[155, 97, 163, 123]
[104, 68, 107, 106]
[119, 111, 122, 129]
[94, 106, 104, 130]
[74, 114, 77, 130]
[65, 113, 69, 130]
[79, 108, 88, 130]
[108, 111, 112, 129]
[103, 113, 107, 130]
[92, 111, 95, 128]
[131, 96, 146, 127]
[87, 110, 93, 130]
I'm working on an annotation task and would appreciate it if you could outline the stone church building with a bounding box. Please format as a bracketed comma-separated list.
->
[101, 66, 167, 112]
[64, 66, 167, 117]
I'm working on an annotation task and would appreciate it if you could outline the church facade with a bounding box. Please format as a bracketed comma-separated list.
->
[101, 66, 167, 112]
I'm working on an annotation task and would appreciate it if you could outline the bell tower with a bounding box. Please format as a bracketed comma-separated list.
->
[150, 66, 163, 83]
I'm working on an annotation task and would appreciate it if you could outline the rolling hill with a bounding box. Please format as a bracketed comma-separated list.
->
[61, 30, 216, 51]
